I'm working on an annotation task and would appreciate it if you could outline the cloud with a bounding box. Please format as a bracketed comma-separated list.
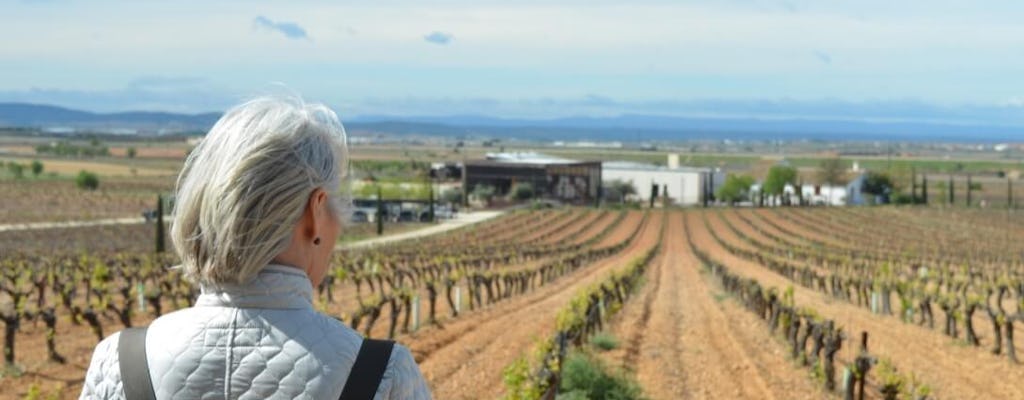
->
[813, 50, 832, 65]
[423, 31, 454, 45]
[253, 15, 310, 40]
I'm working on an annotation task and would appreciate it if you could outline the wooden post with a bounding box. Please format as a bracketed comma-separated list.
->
[922, 174, 928, 205]
[796, 180, 805, 206]
[948, 175, 954, 205]
[650, 183, 658, 208]
[910, 167, 917, 204]
[155, 194, 165, 253]
[429, 182, 435, 222]
[967, 174, 973, 207]
[856, 331, 870, 400]
[376, 186, 384, 236]
[703, 173, 709, 207]
[1009, 178, 1014, 209]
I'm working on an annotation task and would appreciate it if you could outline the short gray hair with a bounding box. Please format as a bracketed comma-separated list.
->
[171, 96, 350, 285]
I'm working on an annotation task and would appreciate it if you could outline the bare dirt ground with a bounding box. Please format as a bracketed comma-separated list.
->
[8, 207, 1024, 400]
[401, 211, 660, 399]
[601, 211, 827, 399]
[0, 177, 174, 224]
[320, 209, 614, 339]
[0, 156, 175, 177]
[689, 209, 1024, 400]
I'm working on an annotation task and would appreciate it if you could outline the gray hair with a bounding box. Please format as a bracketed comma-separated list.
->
[171, 96, 350, 285]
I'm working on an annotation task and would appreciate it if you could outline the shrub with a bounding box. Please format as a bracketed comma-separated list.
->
[6, 162, 24, 179]
[716, 174, 755, 205]
[590, 332, 619, 351]
[603, 180, 637, 203]
[126, 147, 137, 158]
[471, 184, 496, 203]
[559, 351, 645, 400]
[30, 160, 43, 176]
[441, 187, 463, 204]
[76, 170, 100, 190]
[510, 182, 535, 201]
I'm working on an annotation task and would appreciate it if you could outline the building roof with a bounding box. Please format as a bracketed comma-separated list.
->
[602, 161, 712, 173]
[484, 152, 578, 165]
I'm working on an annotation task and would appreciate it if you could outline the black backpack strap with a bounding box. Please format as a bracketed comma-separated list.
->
[118, 327, 157, 400]
[339, 338, 396, 400]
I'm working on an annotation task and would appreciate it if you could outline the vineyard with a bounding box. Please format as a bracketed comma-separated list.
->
[1, 207, 1023, 399]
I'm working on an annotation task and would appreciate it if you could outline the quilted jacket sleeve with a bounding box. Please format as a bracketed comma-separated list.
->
[79, 332, 125, 400]
[381, 344, 432, 400]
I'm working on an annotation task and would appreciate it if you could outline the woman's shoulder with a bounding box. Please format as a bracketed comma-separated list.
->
[379, 343, 432, 399]
[80, 331, 125, 399]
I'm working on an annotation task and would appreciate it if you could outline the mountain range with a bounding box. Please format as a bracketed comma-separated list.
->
[1, 102, 1021, 143]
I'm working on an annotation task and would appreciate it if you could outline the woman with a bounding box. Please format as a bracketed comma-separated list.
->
[80, 97, 432, 399]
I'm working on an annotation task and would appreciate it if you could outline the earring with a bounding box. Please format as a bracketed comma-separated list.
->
[314, 237, 321, 246]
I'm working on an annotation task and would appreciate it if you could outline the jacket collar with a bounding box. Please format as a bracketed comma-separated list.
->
[196, 264, 314, 310]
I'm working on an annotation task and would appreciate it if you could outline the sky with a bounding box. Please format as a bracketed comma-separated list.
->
[1, 0, 1024, 125]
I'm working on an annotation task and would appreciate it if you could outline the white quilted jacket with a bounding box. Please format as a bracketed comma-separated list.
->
[80, 264, 432, 399]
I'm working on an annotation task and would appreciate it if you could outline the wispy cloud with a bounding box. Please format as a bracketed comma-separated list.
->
[423, 31, 454, 45]
[253, 15, 310, 40]
[813, 50, 832, 65]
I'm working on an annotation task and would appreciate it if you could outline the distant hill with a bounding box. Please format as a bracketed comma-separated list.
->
[1, 102, 1021, 142]
[349, 114, 1024, 143]
[0, 103, 219, 133]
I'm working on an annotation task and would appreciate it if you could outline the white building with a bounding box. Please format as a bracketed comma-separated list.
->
[602, 155, 725, 206]
[751, 172, 868, 206]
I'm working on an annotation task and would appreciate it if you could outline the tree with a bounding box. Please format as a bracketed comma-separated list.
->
[509, 182, 535, 201]
[6, 162, 24, 179]
[763, 165, 798, 205]
[75, 170, 100, 190]
[470, 184, 496, 204]
[441, 187, 463, 204]
[862, 171, 893, 204]
[30, 160, 43, 177]
[716, 174, 755, 205]
[602, 180, 637, 203]
[817, 157, 846, 186]
[126, 147, 137, 159]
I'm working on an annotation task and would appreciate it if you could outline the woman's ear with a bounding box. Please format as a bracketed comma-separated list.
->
[304, 188, 328, 240]
[310, 188, 328, 217]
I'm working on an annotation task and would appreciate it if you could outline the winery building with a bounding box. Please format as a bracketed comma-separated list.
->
[463, 152, 602, 204]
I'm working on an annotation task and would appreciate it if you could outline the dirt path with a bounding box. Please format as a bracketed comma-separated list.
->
[337, 210, 505, 250]
[605, 211, 824, 399]
[688, 210, 1024, 400]
[402, 211, 661, 399]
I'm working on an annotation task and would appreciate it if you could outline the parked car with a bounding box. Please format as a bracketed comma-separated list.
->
[350, 210, 369, 223]
[396, 210, 416, 222]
